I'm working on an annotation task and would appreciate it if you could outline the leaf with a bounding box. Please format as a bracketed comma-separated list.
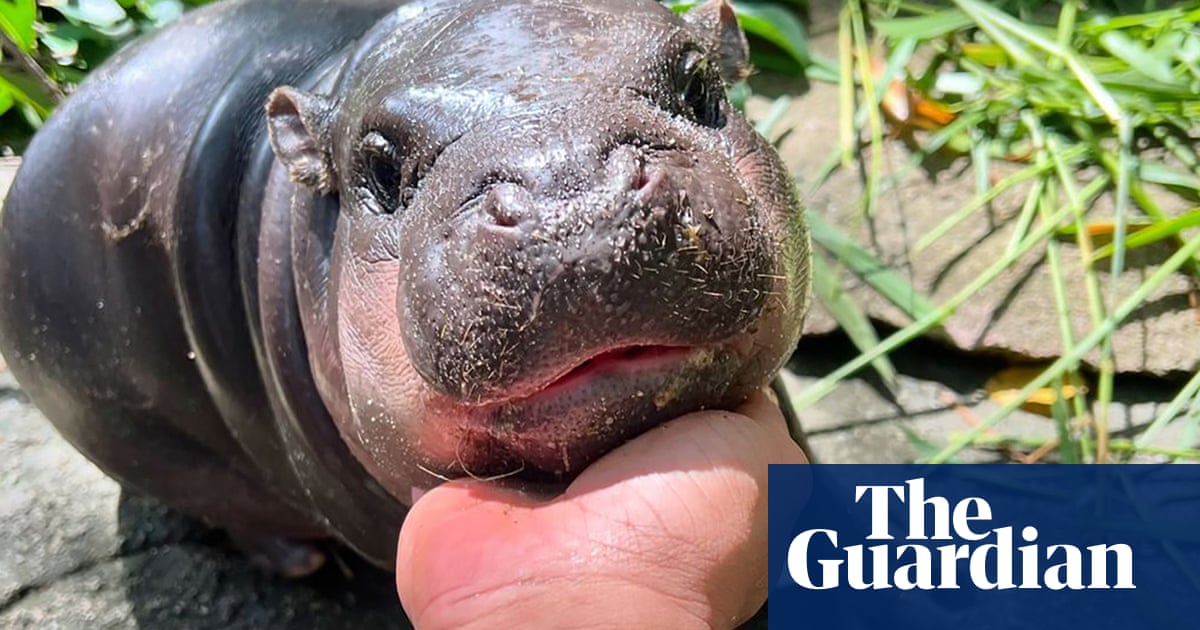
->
[1178, 31, 1200, 66]
[808, 212, 940, 322]
[0, 69, 52, 115]
[664, 0, 818, 72]
[0, 0, 36, 52]
[986, 365, 1088, 418]
[1091, 208, 1200, 261]
[874, 10, 973, 40]
[933, 71, 984, 96]
[868, 51, 956, 132]
[17, 101, 42, 128]
[137, 0, 182, 27]
[0, 85, 14, 116]
[39, 30, 79, 64]
[731, 2, 811, 69]
[1098, 29, 1176, 85]
[811, 251, 898, 389]
[959, 42, 1008, 67]
[1139, 161, 1200, 192]
[44, 0, 127, 27]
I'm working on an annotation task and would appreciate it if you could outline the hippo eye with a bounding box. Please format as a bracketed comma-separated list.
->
[360, 131, 402, 214]
[678, 51, 724, 128]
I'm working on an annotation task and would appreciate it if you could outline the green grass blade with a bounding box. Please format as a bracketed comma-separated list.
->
[753, 95, 793, 137]
[837, 4, 855, 169]
[954, 0, 1122, 124]
[1092, 208, 1200, 261]
[1138, 162, 1200, 192]
[1098, 29, 1176, 84]
[1136, 369, 1200, 450]
[810, 252, 898, 389]
[873, 9, 973, 40]
[794, 177, 1108, 410]
[927, 232, 1200, 463]
[808, 212, 938, 321]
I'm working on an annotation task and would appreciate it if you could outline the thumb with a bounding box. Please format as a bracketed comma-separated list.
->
[396, 390, 805, 629]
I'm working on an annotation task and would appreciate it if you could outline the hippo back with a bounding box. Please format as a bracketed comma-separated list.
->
[0, 0, 409, 564]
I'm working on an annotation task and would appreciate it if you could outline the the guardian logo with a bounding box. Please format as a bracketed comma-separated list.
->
[787, 478, 1136, 591]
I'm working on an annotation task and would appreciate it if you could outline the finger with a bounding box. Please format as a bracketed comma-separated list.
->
[397, 390, 805, 629]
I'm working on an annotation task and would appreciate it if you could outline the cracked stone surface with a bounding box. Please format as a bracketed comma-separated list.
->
[0, 51, 1192, 626]
[744, 33, 1200, 376]
[1, 329, 1185, 627]
[785, 335, 1188, 466]
[0, 378, 410, 629]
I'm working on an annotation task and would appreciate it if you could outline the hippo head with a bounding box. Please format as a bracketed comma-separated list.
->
[264, 0, 810, 499]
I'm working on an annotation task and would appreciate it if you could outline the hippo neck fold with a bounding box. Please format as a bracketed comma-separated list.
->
[244, 40, 413, 564]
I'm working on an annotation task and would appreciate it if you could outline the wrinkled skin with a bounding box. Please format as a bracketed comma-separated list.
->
[0, 0, 809, 569]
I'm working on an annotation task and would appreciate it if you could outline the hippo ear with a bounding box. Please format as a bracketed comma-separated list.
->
[266, 87, 338, 194]
[683, 0, 751, 82]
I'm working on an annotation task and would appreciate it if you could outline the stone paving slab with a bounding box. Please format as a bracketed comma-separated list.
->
[0, 45, 1193, 627]
[743, 30, 1199, 377]
[0, 384, 410, 629]
[1, 330, 1184, 627]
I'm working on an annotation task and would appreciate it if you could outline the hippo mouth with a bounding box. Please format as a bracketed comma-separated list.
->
[436, 340, 747, 482]
[520, 344, 697, 403]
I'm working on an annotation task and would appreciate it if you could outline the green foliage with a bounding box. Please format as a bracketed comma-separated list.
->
[791, 0, 1200, 465]
[0, 0, 215, 151]
[665, 0, 836, 81]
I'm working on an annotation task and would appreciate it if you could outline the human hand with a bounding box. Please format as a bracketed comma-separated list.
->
[396, 389, 805, 629]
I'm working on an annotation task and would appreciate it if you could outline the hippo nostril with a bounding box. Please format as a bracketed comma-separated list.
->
[633, 166, 667, 202]
[633, 168, 651, 192]
[482, 182, 527, 228]
[607, 144, 670, 202]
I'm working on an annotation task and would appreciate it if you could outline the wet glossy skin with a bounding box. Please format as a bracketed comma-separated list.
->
[0, 0, 809, 567]
[276, 0, 810, 494]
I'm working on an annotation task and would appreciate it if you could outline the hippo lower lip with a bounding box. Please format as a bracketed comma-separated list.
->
[444, 342, 741, 482]
[489, 344, 697, 406]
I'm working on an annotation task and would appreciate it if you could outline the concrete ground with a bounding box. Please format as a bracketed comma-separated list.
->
[0, 25, 1192, 626]
[0, 321, 1183, 628]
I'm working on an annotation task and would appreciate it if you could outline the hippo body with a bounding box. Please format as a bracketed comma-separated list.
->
[0, 0, 809, 569]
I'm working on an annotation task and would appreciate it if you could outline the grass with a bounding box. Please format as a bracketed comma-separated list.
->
[762, 0, 1200, 465]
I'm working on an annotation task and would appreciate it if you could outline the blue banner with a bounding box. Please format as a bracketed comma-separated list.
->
[768, 465, 1200, 629]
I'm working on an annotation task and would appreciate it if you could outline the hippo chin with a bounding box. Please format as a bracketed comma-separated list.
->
[0, 0, 810, 569]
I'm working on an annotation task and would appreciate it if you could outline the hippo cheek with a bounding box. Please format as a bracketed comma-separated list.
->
[728, 123, 812, 338]
[332, 243, 440, 500]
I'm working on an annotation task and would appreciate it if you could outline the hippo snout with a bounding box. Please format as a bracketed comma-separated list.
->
[257, 0, 811, 489]
[475, 145, 668, 232]
[397, 129, 775, 405]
